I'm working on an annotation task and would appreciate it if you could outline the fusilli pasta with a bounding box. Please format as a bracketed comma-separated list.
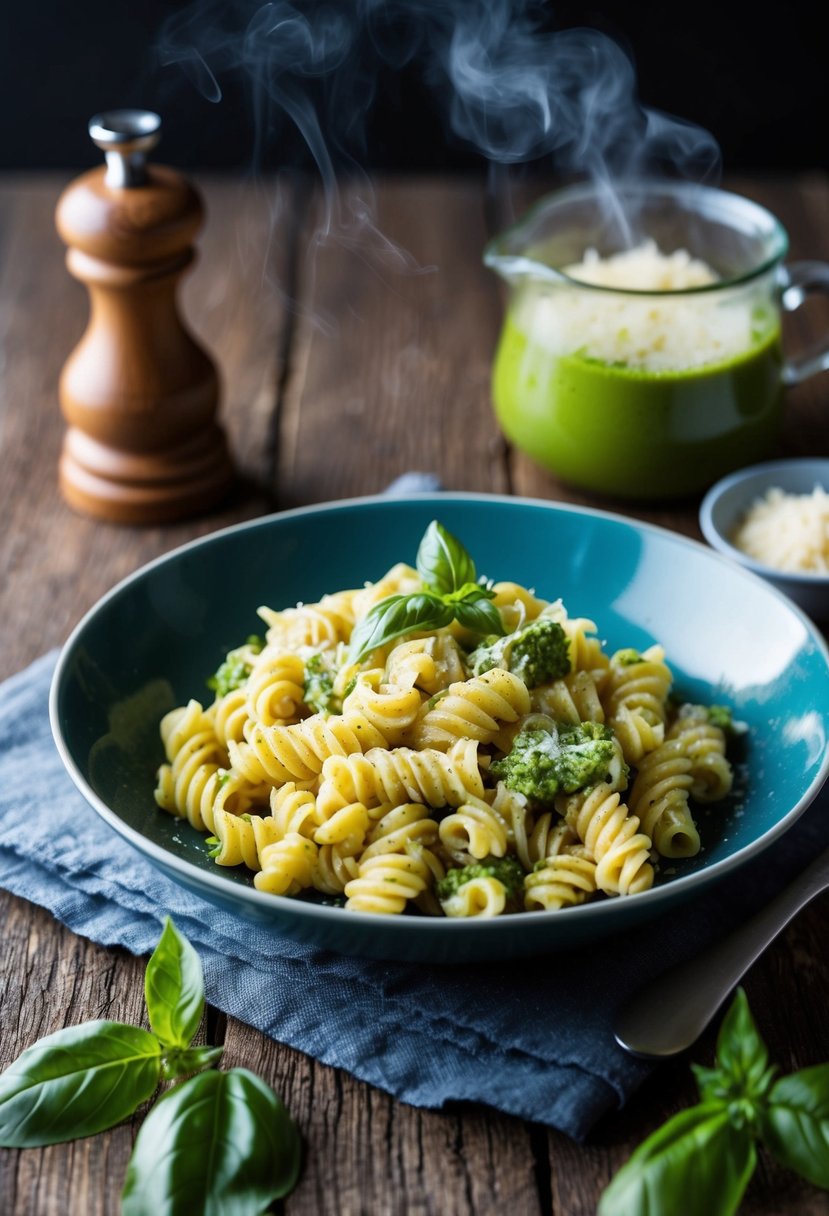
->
[153, 522, 740, 919]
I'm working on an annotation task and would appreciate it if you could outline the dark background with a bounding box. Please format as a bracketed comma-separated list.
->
[2, 0, 825, 174]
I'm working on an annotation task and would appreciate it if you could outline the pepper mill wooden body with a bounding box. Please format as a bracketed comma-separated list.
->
[55, 110, 234, 524]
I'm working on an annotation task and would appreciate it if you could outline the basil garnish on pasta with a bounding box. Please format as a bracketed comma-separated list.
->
[350, 521, 504, 661]
[416, 518, 478, 595]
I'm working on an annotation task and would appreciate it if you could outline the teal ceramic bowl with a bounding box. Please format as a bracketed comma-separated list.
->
[51, 494, 829, 962]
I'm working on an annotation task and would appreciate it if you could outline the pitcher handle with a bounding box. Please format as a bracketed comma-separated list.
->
[781, 261, 829, 385]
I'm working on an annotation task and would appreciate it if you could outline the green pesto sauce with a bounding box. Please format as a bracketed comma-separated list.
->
[470, 618, 569, 688]
[492, 723, 616, 802]
[492, 312, 784, 498]
[436, 856, 525, 903]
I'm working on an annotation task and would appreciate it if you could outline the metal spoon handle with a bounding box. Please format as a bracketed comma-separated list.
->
[614, 847, 829, 1058]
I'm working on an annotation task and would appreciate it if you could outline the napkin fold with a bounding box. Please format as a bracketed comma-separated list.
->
[2, 650, 828, 1141]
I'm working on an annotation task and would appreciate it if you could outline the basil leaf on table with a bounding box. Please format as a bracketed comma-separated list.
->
[759, 1064, 829, 1189]
[144, 916, 204, 1050]
[0, 1021, 161, 1147]
[350, 592, 454, 662]
[416, 520, 477, 595]
[705, 985, 775, 1102]
[598, 1103, 756, 1216]
[121, 1067, 301, 1216]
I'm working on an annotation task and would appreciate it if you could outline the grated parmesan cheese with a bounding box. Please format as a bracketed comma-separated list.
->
[731, 485, 829, 574]
[564, 240, 718, 291]
[518, 239, 764, 372]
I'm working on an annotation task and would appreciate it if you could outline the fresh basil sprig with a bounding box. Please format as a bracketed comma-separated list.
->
[0, 917, 300, 1214]
[600, 988, 829, 1216]
[350, 520, 505, 661]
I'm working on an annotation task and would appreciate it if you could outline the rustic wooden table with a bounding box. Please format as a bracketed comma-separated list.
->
[1, 172, 828, 1215]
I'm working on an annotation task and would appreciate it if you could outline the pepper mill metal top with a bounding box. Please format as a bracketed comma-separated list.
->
[88, 109, 162, 188]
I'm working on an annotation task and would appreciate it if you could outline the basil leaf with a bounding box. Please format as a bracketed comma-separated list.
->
[161, 1044, 225, 1082]
[444, 580, 496, 604]
[144, 917, 204, 1050]
[598, 1103, 756, 1216]
[0, 1021, 161, 1147]
[759, 1064, 829, 1188]
[416, 520, 476, 595]
[452, 594, 506, 637]
[713, 987, 774, 1101]
[121, 1067, 301, 1216]
[350, 593, 453, 661]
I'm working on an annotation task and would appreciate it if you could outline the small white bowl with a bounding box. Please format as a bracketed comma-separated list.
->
[700, 459, 829, 622]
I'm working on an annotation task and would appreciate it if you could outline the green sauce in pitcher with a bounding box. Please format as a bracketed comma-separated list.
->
[492, 307, 784, 499]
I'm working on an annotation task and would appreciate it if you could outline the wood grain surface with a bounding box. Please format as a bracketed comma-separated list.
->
[0, 173, 827, 1215]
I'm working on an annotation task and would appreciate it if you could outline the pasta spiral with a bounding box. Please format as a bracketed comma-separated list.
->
[384, 635, 467, 695]
[360, 802, 440, 860]
[440, 876, 507, 918]
[527, 816, 579, 868]
[254, 834, 318, 896]
[488, 781, 531, 870]
[490, 581, 548, 632]
[259, 590, 356, 650]
[604, 645, 672, 728]
[209, 687, 250, 747]
[524, 847, 598, 911]
[316, 737, 485, 818]
[154, 700, 234, 832]
[209, 810, 283, 869]
[667, 704, 733, 803]
[609, 704, 665, 765]
[627, 739, 699, 857]
[245, 650, 306, 725]
[313, 801, 370, 851]
[230, 709, 387, 786]
[411, 668, 531, 751]
[556, 783, 654, 896]
[313, 845, 361, 895]
[344, 849, 440, 914]
[530, 670, 605, 725]
[438, 799, 509, 863]
[342, 670, 423, 746]
[268, 782, 319, 838]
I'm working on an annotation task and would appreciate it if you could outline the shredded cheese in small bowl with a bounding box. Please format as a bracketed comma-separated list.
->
[731, 485, 829, 574]
[700, 460, 829, 623]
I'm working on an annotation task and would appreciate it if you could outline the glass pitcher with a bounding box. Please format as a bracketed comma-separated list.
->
[484, 180, 829, 499]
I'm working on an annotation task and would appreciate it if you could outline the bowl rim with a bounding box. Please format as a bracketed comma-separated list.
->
[50, 490, 829, 938]
[700, 458, 829, 586]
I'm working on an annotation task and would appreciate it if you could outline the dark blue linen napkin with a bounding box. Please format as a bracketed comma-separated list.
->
[2, 650, 828, 1141]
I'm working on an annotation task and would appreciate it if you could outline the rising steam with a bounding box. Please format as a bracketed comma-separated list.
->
[157, 1, 721, 247]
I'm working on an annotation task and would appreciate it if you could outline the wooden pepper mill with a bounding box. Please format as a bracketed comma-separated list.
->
[55, 110, 235, 524]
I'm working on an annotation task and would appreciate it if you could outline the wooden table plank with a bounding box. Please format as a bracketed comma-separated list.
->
[274, 177, 509, 506]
